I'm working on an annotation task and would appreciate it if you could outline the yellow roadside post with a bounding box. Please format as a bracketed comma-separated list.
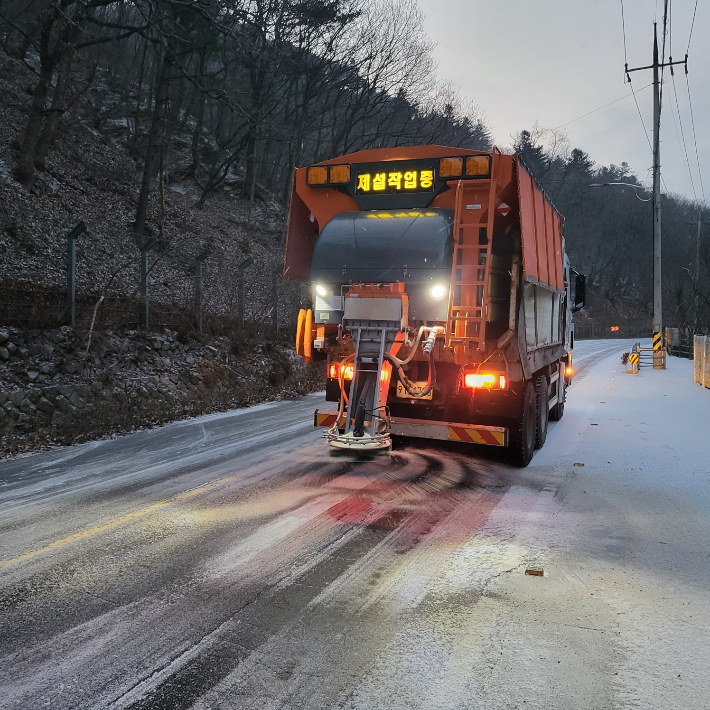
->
[627, 352, 639, 375]
[652, 331, 666, 369]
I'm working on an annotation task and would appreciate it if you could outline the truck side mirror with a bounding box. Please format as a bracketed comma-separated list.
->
[572, 271, 586, 312]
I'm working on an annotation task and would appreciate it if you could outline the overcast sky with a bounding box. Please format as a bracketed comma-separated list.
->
[417, 0, 709, 205]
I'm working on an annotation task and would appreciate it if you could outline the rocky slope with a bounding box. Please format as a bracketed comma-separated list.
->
[0, 48, 322, 455]
[0, 324, 322, 456]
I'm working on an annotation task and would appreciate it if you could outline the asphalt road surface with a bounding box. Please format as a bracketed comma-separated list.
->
[2, 339, 709, 710]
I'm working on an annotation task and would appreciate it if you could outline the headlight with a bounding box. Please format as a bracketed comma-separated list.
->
[430, 283, 448, 299]
[315, 283, 328, 297]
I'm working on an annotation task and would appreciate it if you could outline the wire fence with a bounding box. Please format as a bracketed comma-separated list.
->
[0, 204, 302, 337]
[666, 327, 699, 360]
[0, 277, 305, 340]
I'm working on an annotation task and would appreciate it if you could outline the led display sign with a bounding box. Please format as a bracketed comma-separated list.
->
[356, 169, 435, 195]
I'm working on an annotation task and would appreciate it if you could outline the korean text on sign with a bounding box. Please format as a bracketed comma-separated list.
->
[356, 170, 435, 193]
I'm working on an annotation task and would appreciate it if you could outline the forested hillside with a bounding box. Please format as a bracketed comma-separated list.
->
[0, 0, 491, 333]
[0, 0, 707, 337]
[513, 127, 709, 337]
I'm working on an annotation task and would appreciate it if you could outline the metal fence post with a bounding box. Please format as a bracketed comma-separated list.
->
[237, 257, 254, 331]
[136, 238, 155, 330]
[65, 222, 86, 327]
[271, 267, 279, 333]
[194, 249, 211, 333]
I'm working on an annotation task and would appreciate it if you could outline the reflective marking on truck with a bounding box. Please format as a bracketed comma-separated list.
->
[448, 426, 505, 446]
[315, 411, 346, 428]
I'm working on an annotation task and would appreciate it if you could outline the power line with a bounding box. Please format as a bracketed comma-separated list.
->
[629, 82, 653, 152]
[670, 70, 698, 203]
[682, 0, 705, 205]
[685, 73, 706, 204]
[551, 84, 652, 133]
[659, 0, 668, 124]
[666, 72, 696, 198]
[621, 1, 653, 152]
[687, 0, 698, 53]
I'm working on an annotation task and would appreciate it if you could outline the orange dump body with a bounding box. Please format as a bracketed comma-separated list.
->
[286, 145, 566, 365]
[284, 144, 564, 293]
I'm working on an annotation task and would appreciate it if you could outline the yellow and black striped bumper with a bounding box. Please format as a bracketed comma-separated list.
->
[314, 410, 508, 447]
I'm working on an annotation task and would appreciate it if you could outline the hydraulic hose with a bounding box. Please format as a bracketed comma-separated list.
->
[422, 327, 438, 356]
[386, 347, 436, 398]
[386, 325, 442, 399]
[392, 326, 427, 366]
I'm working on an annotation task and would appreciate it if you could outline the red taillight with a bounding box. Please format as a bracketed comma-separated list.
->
[462, 372, 506, 390]
[328, 363, 340, 379]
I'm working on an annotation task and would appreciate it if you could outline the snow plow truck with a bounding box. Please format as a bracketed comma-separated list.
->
[284, 146, 585, 466]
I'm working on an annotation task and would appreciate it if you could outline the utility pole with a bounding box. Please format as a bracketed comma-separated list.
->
[688, 213, 709, 332]
[652, 24, 662, 365]
[625, 23, 687, 368]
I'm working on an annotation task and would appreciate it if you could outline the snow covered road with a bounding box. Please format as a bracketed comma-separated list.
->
[1, 339, 709, 709]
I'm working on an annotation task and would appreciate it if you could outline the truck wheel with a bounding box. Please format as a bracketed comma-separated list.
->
[534, 375, 548, 449]
[509, 381, 536, 467]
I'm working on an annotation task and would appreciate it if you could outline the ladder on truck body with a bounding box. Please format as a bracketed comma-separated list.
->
[446, 165, 499, 361]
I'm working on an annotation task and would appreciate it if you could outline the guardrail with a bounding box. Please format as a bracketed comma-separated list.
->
[622, 340, 666, 373]
[694, 336, 710, 388]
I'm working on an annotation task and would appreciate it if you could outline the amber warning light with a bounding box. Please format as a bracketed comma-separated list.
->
[439, 157, 463, 178]
[437, 155, 490, 178]
[306, 166, 327, 185]
[328, 362, 389, 381]
[307, 164, 351, 186]
[466, 155, 491, 176]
